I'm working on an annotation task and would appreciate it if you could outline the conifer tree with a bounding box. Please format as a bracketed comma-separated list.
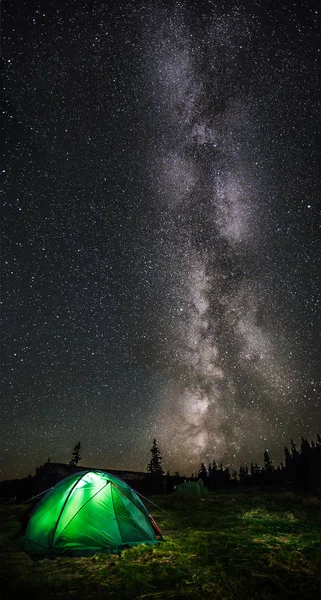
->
[223, 467, 231, 485]
[147, 438, 164, 475]
[290, 438, 298, 457]
[198, 462, 208, 482]
[284, 446, 291, 468]
[239, 466, 245, 482]
[208, 460, 217, 489]
[70, 441, 82, 466]
[263, 450, 273, 472]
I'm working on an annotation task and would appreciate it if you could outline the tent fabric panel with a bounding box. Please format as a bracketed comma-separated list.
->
[111, 486, 156, 544]
[107, 473, 151, 518]
[53, 473, 109, 543]
[24, 472, 85, 550]
[127, 488, 153, 518]
[54, 479, 122, 551]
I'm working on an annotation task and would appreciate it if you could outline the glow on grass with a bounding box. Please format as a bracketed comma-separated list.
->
[242, 508, 298, 522]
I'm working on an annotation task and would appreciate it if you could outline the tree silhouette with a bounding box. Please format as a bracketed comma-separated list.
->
[263, 450, 273, 472]
[283, 434, 321, 493]
[70, 441, 82, 466]
[239, 466, 246, 482]
[290, 438, 299, 457]
[263, 450, 274, 484]
[147, 438, 164, 475]
[198, 462, 208, 483]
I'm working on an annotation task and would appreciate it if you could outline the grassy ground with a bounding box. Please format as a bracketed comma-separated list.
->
[1, 488, 321, 599]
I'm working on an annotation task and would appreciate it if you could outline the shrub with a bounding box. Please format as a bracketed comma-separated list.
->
[176, 481, 208, 500]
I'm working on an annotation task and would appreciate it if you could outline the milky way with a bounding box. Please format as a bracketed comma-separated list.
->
[2, 1, 321, 478]
[135, 2, 321, 472]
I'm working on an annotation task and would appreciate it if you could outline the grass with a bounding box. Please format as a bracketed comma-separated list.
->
[1, 488, 321, 599]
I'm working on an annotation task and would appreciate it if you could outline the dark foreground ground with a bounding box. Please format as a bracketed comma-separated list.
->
[1, 488, 321, 600]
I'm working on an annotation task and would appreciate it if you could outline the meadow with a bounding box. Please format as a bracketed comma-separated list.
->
[1, 488, 320, 599]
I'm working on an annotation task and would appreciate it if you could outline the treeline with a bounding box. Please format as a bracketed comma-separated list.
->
[195, 435, 321, 495]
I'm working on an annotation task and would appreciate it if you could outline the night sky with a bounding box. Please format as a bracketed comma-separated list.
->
[2, 0, 321, 480]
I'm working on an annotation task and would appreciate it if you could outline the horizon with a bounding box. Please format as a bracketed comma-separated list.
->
[3, 432, 319, 482]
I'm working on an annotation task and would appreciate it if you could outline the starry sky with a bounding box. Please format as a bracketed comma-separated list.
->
[2, 0, 321, 480]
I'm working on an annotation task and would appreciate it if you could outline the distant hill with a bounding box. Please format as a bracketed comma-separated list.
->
[0, 462, 185, 504]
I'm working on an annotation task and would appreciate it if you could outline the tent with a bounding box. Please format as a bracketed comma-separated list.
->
[21, 470, 162, 555]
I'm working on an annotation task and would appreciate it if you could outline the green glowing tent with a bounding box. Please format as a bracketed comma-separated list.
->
[21, 470, 161, 555]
